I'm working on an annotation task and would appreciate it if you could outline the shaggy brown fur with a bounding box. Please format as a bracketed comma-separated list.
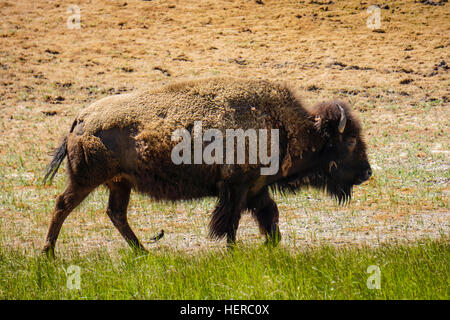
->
[42, 77, 371, 254]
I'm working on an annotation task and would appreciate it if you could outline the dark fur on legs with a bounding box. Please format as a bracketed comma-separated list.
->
[209, 182, 249, 245]
[248, 188, 281, 246]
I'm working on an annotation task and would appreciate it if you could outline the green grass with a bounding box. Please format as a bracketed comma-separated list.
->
[0, 238, 448, 299]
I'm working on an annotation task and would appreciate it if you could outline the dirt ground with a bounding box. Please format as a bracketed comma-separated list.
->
[0, 0, 448, 254]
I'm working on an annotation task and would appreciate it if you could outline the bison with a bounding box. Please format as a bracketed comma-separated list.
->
[42, 77, 371, 255]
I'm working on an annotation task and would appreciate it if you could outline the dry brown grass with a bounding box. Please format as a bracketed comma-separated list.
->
[0, 0, 448, 254]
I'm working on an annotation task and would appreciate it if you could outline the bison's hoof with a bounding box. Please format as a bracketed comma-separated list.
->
[265, 232, 281, 247]
[42, 245, 56, 259]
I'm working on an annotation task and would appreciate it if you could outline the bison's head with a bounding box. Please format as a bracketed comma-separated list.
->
[306, 100, 372, 203]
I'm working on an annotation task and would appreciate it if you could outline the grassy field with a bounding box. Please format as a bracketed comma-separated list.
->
[0, 0, 448, 299]
[0, 238, 448, 299]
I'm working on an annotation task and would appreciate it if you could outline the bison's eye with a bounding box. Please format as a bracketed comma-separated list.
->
[347, 137, 357, 151]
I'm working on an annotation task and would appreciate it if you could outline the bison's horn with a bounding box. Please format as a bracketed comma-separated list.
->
[337, 105, 346, 134]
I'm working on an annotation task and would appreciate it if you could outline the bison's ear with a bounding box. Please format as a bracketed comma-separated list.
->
[313, 101, 347, 137]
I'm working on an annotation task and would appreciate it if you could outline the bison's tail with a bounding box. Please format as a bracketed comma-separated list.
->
[43, 119, 80, 185]
[43, 136, 68, 185]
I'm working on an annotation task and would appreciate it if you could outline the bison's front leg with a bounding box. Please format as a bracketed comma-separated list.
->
[248, 188, 281, 246]
[209, 183, 248, 246]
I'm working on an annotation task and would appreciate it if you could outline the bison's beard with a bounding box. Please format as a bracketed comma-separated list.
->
[272, 170, 354, 204]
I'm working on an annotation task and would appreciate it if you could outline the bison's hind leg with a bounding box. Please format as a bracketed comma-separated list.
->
[248, 188, 281, 246]
[43, 133, 119, 257]
[106, 178, 147, 252]
[43, 182, 95, 257]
